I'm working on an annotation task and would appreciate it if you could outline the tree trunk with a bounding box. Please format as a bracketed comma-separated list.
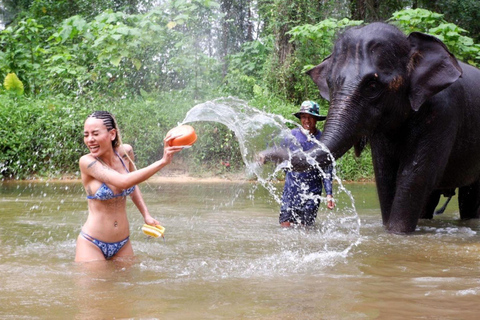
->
[246, 0, 253, 42]
[351, 0, 366, 20]
[220, 0, 232, 77]
[275, 0, 294, 66]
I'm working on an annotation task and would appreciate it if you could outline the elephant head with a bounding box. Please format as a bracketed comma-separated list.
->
[292, 22, 462, 170]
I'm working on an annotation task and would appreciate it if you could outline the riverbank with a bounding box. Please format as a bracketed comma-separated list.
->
[2, 171, 254, 184]
[147, 172, 254, 183]
[2, 171, 375, 185]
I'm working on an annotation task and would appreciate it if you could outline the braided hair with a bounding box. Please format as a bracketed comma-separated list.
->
[87, 111, 137, 169]
[87, 111, 121, 148]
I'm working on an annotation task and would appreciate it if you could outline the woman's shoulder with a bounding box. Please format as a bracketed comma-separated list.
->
[79, 153, 96, 171]
[79, 153, 95, 163]
[116, 144, 136, 166]
[122, 143, 133, 152]
[116, 144, 133, 157]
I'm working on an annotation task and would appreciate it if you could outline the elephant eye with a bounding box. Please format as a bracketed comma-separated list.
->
[364, 80, 378, 93]
[367, 81, 377, 89]
[363, 77, 383, 98]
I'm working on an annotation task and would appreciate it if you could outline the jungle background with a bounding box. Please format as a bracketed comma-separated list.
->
[1, 0, 479, 180]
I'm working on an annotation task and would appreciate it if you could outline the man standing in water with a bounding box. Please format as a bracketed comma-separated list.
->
[259, 101, 335, 227]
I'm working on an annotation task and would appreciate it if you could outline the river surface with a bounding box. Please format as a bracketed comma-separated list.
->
[1, 180, 480, 319]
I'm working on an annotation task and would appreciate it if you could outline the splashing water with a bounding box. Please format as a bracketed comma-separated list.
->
[181, 97, 361, 256]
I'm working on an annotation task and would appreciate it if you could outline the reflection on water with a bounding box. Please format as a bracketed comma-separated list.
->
[1, 180, 480, 319]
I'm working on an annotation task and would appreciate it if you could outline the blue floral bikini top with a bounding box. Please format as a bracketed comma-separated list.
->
[86, 152, 136, 201]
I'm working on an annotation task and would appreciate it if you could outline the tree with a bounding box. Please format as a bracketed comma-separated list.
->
[421, 0, 480, 43]
[349, 0, 417, 22]
[219, 0, 255, 75]
[256, 0, 351, 102]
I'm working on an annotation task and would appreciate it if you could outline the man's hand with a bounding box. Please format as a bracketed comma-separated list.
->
[326, 194, 335, 209]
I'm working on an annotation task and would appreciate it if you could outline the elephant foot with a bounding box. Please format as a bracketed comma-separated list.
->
[459, 182, 480, 219]
[385, 221, 417, 234]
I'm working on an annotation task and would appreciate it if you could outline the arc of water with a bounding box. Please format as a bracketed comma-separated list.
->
[181, 97, 362, 252]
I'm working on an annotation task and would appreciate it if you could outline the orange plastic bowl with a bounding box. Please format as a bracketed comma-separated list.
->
[167, 125, 197, 147]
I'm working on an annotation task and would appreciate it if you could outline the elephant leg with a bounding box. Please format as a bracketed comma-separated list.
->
[458, 181, 480, 219]
[419, 190, 441, 220]
[387, 187, 433, 233]
[385, 155, 442, 233]
[371, 142, 398, 226]
[375, 173, 396, 225]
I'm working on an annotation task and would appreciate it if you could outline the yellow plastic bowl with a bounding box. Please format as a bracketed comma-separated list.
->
[142, 224, 165, 238]
[167, 125, 197, 147]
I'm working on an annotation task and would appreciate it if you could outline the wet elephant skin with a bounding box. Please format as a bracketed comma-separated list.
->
[294, 22, 480, 233]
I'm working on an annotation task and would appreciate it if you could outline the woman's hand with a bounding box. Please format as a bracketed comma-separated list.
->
[161, 134, 184, 165]
[144, 213, 160, 226]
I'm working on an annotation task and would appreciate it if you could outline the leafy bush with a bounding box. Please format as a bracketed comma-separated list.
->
[0, 3, 224, 97]
[390, 8, 480, 66]
[287, 18, 364, 73]
[335, 148, 374, 181]
[4, 6, 479, 182]
[4, 73, 24, 95]
[0, 90, 247, 180]
[0, 95, 89, 179]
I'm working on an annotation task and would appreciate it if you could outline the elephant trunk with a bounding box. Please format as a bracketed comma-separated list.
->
[322, 102, 360, 158]
[291, 98, 364, 171]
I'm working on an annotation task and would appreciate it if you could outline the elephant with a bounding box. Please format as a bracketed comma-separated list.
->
[291, 22, 480, 233]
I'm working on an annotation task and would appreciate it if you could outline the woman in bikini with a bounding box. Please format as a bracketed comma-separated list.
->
[75, 111, 183, 262]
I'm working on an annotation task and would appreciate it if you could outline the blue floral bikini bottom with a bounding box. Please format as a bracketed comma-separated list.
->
[80, 231, 129, 260]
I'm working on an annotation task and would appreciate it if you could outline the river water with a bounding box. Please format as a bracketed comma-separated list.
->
[1, 180, 480, 319]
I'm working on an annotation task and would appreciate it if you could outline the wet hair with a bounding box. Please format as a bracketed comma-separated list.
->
[87, 111, 137, 169]
[87, 111, 121, 148]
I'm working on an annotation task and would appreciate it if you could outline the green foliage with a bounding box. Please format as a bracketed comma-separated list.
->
[28, 0, 157, 22]
[222, 37, 274, 99]
[3, 3, 480, 182]
[0, 1, 223, 97]
[389, 8, 443, 32]
[0, 18, 50, 95]
[3, 73, 24, 95]
[418, 0, 480, 43]
[0, 96, 89, 179]
[258, 18, 363, 105]
[335, 148, 374, 181]
[228, 38, 273, 78]
[0, 90, 246, 180]
[109, 90, 244, 176]
[287, 18, 363, 72]
[390, 8, 480, 65]
[248, 85, 297, 123]
[187, 123, 243, 175]
[428, 23, 480, 65]
[222, 69, 257, 100]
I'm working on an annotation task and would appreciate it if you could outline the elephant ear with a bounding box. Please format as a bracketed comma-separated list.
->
[306, 55, 331, 101]
[407, 32, 462, 111]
